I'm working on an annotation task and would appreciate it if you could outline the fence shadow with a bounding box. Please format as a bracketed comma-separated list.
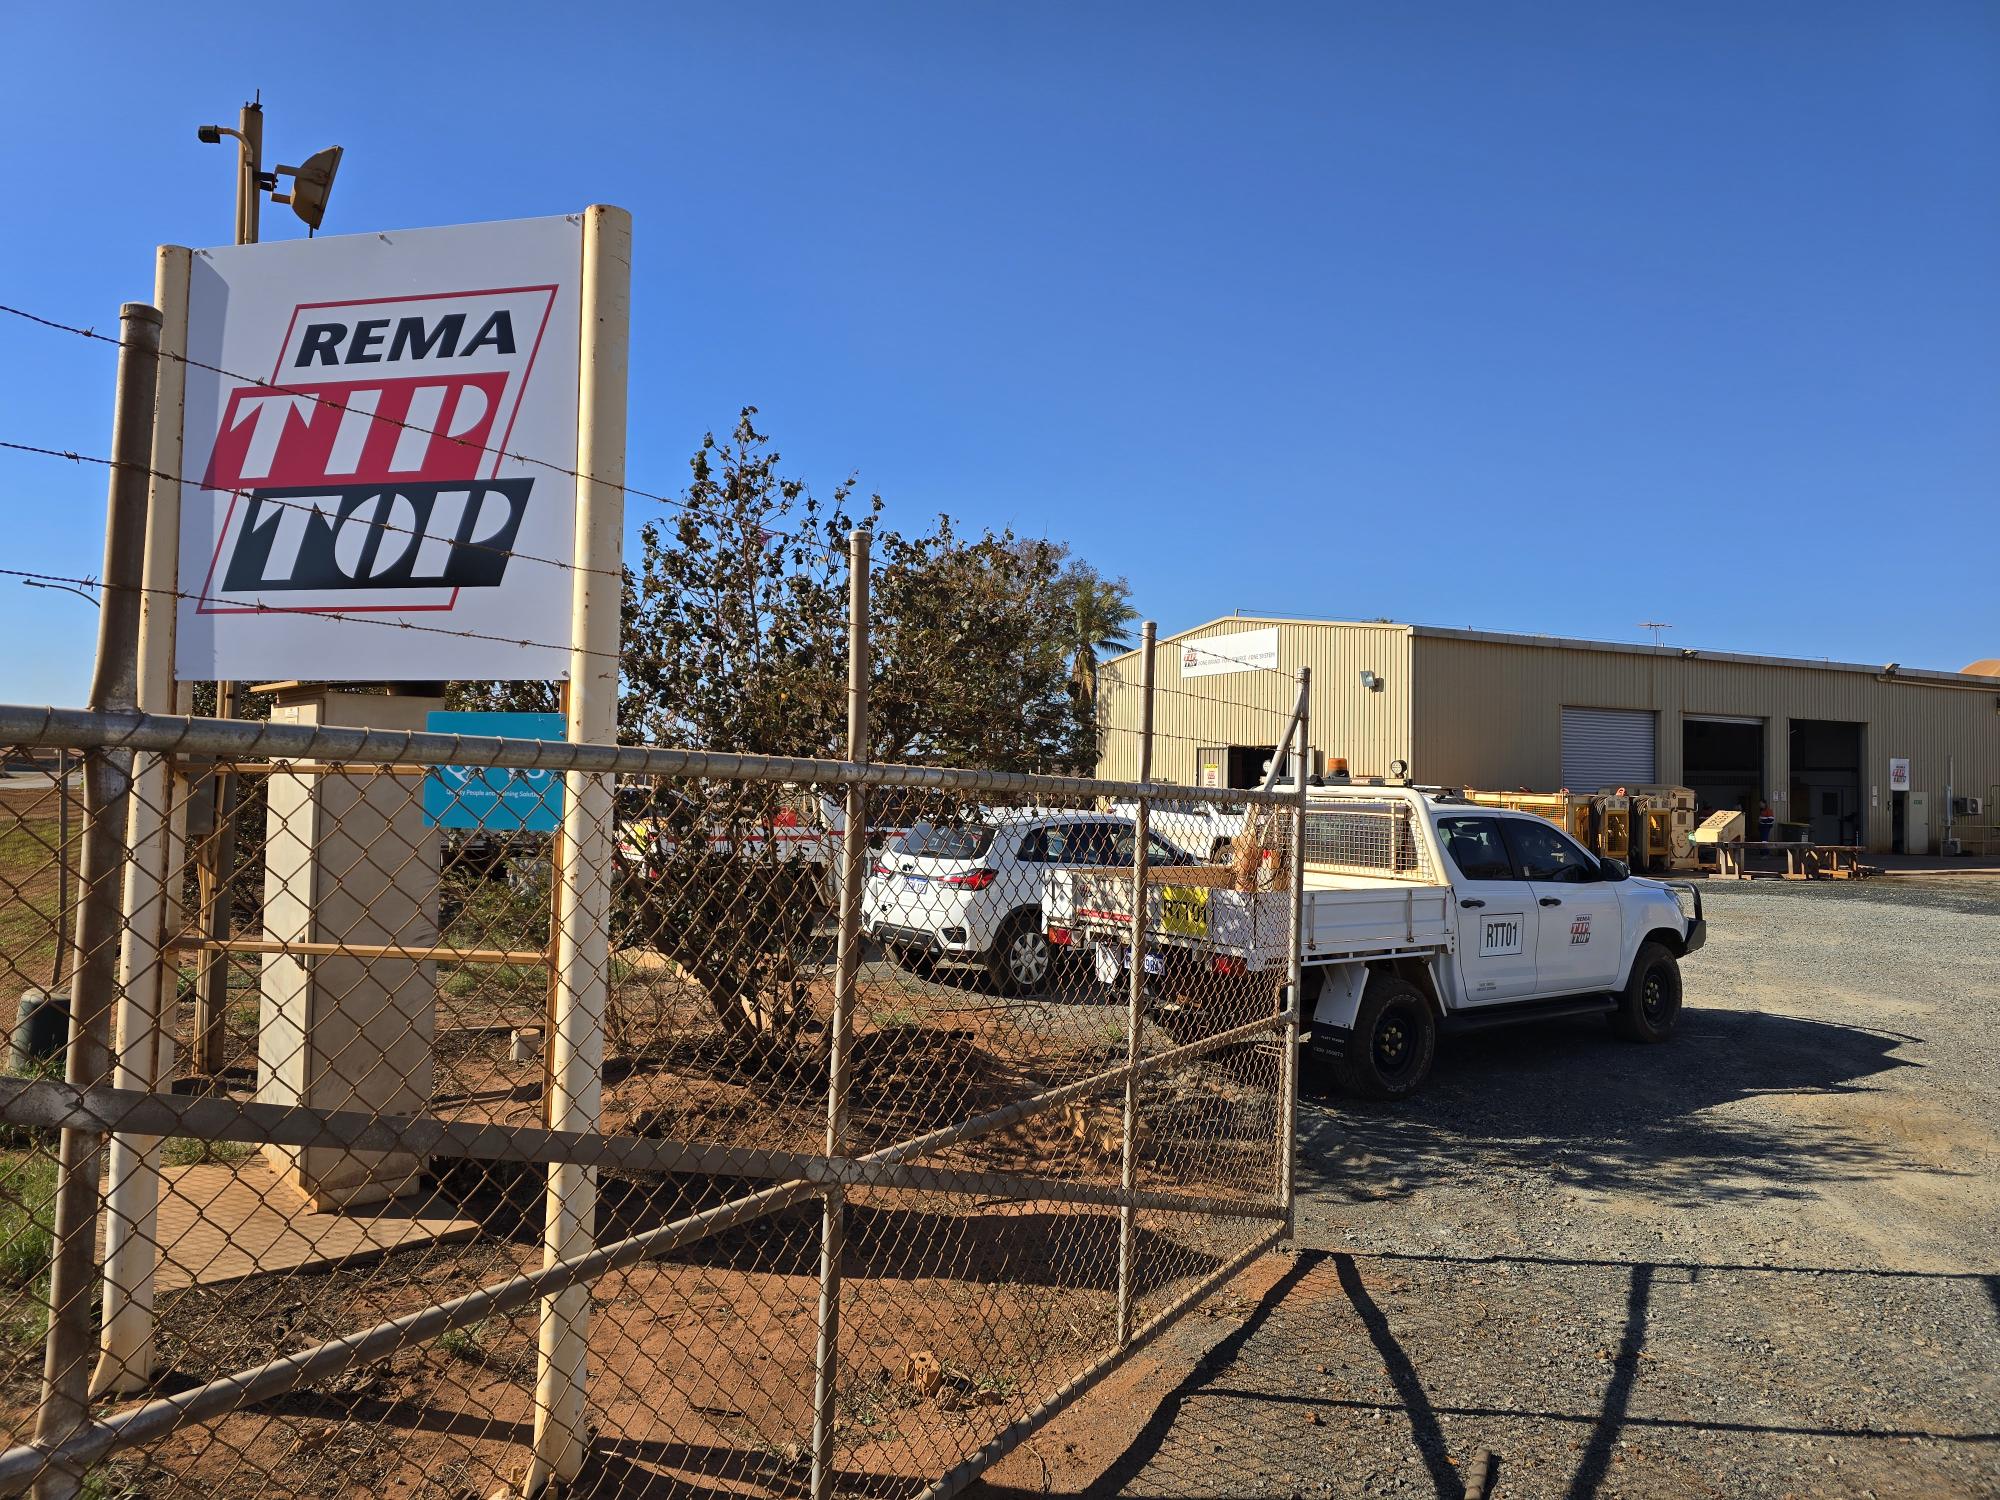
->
[1296, 1005, 1923, 1209]
[968, 1247, 2000, 1500]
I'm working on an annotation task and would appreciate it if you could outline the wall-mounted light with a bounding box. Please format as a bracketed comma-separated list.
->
[1359, 670, 1382, 692]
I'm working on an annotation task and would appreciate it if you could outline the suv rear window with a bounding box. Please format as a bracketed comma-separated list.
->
[901, 822, 995, 860]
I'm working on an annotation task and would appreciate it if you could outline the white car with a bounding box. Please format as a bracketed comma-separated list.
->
[864, 810, 1200, 993]
[1108, 796, 1245, 862]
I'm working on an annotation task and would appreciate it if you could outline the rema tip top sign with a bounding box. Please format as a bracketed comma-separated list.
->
[175, 215, 585, 681]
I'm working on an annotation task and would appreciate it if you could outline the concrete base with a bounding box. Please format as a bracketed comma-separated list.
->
[257, 687, 443, 1208]
[149, 1159, 478, 1290]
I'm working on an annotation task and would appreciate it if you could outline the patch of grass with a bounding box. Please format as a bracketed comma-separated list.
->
[443, 960, 546, 1002]
[438, 1317, 490, 1362]
[0, 1148, 58, 1347]
[79, 1465, 145, 1500]
[0, 812, 64, 990]
[160, 1137, 258, 1169]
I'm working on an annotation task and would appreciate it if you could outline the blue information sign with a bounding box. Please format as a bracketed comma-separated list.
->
[423, 711, 567, 831]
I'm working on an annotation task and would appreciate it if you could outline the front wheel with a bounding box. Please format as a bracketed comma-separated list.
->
[1612, 942, 1682, 1042]
[1332, 973, 1437, 1100]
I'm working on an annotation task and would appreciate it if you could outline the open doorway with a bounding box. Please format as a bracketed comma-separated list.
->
[1683, 716, 1764, 832]
[1789, 719, 1863, 845]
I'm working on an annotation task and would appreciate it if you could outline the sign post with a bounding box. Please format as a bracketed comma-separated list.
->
[88, 211, 622, 1445]
[527, 203, 630, 1495]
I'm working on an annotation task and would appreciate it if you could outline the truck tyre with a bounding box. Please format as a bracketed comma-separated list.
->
[1333, 974, 1436, 1100]
[986, 912, 1053, 996]
[1612, 942, 1681, 1042]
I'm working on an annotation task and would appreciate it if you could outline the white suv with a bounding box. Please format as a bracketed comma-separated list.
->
[864, 810, 1199, 993]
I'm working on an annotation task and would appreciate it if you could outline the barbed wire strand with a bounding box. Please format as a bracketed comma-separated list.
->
[0, 439, 620, 583]
[0, 301, 853, 565]
[0, 564, 615, 665]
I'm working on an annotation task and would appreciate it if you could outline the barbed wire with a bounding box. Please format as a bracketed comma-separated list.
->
[0, 301, 854, 565]
[0, 439, 622, 584]
[0, 563, 613, 665]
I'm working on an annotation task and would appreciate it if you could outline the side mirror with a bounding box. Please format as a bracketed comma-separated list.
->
[1598, 857, 1629, 882]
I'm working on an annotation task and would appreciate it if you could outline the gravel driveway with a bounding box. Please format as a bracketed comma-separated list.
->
[974, 877, 2000, 1499]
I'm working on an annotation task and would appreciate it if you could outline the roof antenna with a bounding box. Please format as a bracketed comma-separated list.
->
[1639, 621, 1673, 648]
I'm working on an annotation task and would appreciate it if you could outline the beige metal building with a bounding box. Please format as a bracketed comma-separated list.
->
[1096, 617, 2000, 855]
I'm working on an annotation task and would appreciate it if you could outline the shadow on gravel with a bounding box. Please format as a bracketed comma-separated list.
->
[1297, 1006, 1929, 1208]
[967, 1249, 2000, 1500]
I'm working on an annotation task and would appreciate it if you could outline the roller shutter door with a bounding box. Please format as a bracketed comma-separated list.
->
[1560, 707, 1656, 791]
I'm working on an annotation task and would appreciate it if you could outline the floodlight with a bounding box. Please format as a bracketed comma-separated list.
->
[273, 145, 342, 233]
[196, 124, 224, 144]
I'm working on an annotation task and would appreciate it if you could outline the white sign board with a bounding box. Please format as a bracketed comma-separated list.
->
[1889, 757, 1911, 792]
[1178, 626, 1279, 679]
[175, 215, 584, 680]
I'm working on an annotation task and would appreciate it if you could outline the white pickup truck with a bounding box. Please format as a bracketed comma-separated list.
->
[1043, 783, 1706, 1099]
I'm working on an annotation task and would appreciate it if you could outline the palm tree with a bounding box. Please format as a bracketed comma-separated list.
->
[1067, 569, 1139, 710]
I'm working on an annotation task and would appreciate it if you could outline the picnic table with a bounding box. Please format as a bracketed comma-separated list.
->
[1710, 841, 1871, 880]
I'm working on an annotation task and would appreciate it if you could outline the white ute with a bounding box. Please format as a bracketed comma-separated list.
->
[1042, 782, 1706, 1099]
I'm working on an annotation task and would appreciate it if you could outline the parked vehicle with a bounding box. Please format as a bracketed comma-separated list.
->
[1043, 782, 1705, 1098]
[615, 785, 913, 914]
[1108, 796, 1245, 862]
[863, 810, 1201, 993]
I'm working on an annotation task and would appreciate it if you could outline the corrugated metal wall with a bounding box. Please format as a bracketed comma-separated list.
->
[1410, 633, 2000, 852]
[1094, 620, 1414, 785]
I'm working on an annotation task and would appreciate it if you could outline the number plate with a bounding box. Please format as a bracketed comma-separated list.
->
[1094, 944, 1164, 978]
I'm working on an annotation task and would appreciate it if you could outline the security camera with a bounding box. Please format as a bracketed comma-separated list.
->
[196, 124, 224, 144]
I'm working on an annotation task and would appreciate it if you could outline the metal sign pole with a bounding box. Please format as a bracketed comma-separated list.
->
[1280, 667, 1310, 1235]
[94, 246, 193, 1398]
[31, 302, 161, 1500]
[526, 204, 630, 1496]
[811, 528, 870, 1499]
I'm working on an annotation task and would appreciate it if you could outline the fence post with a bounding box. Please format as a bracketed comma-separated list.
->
[525, 204, 630, 1496]
[1115, 621, 1157, 1346]
[1280, 667, 1310, 1236]
[190, 686, 243, 1075]
[811, 528, 870, 1499]
[94, 247, 192, 1398]
[31, 301, 161, 1500]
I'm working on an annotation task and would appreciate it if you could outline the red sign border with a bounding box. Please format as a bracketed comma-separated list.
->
[195, 282, 561, 616]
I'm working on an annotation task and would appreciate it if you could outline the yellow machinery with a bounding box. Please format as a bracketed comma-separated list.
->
[1624, 784, 1700, 873]
[1691, 808, 1745, 846]
[1464, 790, 1595, 845]
[1468, 786, 1698, 870]
[1594, 793, 1633, 862]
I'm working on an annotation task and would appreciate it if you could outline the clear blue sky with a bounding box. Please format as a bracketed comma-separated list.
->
[2, 1, 1996, 704]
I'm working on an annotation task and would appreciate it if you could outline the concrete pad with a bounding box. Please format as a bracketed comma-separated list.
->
[148, 1159, 479, 1291]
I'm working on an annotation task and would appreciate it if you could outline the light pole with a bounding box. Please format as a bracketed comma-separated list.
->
[188, 97, 344, 1074]
[197, 94, 343, 247]
[20, 580, 97, 989]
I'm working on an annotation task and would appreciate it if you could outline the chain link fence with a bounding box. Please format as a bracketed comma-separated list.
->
[0, 654, 1306, 1498]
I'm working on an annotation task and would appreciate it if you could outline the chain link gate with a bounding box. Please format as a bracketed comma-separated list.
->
[0, 650, 1308, 1496]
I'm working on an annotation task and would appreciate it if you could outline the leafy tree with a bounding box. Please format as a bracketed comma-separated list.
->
[615, 411, 1091, 1041]
[457, 409, 1105, 1043]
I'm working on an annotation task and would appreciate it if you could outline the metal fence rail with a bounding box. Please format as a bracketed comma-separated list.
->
[0, 629, 1308, 1497]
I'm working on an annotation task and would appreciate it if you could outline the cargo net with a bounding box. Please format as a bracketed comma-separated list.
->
[1300, 801, 1434, 882]
[0, 725, 1291, 1498]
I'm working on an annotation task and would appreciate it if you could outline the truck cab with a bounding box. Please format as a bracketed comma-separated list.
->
[1041, 781, 1705, 1100]
[1301, 787, 1705, 1098]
